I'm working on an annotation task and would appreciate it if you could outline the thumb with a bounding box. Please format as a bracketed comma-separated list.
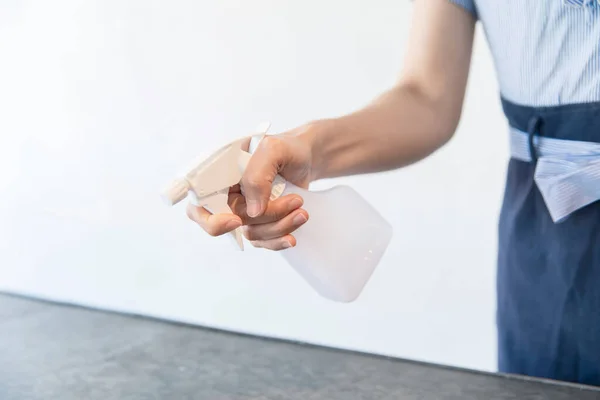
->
[240, 136, 283, 218]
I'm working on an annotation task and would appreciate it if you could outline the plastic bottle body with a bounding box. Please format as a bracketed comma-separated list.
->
[278, 182, 393, 302]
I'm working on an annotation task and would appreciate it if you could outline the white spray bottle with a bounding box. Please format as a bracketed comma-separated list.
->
[162, 123, 393, 302]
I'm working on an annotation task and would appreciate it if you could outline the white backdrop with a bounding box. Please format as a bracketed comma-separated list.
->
[0, 0, 508, 372]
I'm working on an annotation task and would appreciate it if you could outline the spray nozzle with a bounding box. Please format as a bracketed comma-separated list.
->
[162, 123, 272, 250]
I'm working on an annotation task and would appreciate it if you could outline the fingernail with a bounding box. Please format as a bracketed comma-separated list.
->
[282, 240, 293, 248]
[293, 213, 307, 225]
[289, 197, 303, 209]
[226, 219, 242, 230]
[247, 200, 262, 217]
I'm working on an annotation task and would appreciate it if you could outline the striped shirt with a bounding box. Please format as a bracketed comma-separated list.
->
[449, 0, 600, 107]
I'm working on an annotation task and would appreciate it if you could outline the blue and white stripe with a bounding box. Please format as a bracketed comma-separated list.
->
[449, 0, 600, 107]
[563, 0, 600, 7]
[509, 127, 600, 222]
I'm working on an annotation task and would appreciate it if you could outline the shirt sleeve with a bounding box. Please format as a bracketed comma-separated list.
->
[448, 0, 478, 19]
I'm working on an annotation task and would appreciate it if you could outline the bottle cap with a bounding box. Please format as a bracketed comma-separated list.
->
[161, 179, 190, 206]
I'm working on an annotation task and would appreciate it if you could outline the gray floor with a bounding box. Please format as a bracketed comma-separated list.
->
[1, 294, 599, 399]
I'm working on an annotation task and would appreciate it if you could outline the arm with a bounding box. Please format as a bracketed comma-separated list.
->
[309, 0, 476, 180]
[188, 0, 477, 250]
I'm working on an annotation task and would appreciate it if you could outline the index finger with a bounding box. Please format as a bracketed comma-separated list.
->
[186, 203, 242, 237]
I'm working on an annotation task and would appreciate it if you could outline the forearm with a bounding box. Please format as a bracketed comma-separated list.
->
[304, 0, 474, 181]
[309, 81, 461, 180]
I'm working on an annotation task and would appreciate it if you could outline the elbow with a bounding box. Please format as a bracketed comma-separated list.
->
[396, 78, 464, 146]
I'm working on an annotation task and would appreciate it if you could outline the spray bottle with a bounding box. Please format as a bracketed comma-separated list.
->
[162, 123, 393, 302]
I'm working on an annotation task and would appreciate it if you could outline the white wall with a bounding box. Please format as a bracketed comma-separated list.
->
[0, 0, 508, 372]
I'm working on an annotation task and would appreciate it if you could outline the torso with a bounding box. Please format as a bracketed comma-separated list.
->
[473, 0, 600, 106]
[451, 0, 600, 386]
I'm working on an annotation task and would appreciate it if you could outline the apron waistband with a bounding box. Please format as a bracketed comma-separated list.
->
[510, 127, 600, 223]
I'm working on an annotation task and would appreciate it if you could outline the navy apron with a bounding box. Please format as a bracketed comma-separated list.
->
[497, 98, 600, 386]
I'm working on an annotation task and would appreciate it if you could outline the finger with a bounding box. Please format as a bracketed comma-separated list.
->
[230, 194, 304, 225]
[243, 209, 308, 241]
[186, 203, 242, 237]
[229, 184, 242, 194]
[240, 136, 286, 218]
[228, 191, 246, 218]
[250, 234, 296, 251]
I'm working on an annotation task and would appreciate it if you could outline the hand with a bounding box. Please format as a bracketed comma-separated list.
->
[186, 123, 320, 250]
